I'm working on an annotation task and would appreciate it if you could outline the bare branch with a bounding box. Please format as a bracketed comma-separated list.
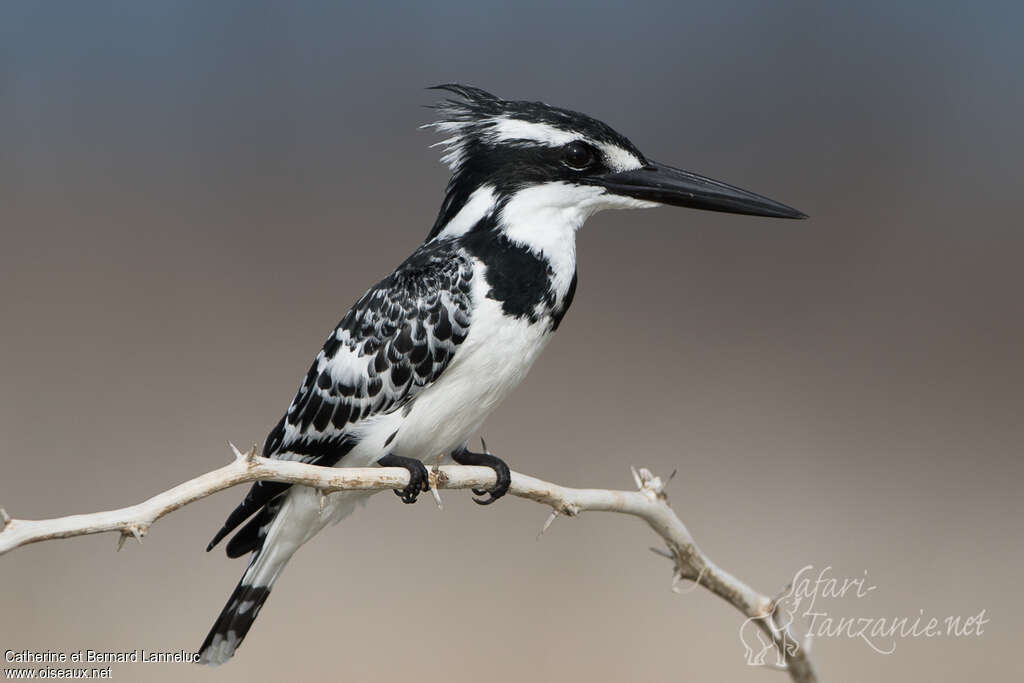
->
[0, 448, 818, 682]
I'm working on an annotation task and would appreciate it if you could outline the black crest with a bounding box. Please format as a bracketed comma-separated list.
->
[426, 83, 641, 162]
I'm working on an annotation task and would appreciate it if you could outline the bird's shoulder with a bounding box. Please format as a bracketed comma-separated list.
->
[264, 239, 475, 463]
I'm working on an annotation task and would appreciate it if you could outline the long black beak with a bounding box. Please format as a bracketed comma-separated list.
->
[596, 161, 807, 219]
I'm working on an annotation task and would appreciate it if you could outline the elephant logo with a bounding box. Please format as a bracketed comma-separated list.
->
[738, 583, 803, 667]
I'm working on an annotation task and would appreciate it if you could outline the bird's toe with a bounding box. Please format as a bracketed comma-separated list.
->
[380, 454, 431, 504]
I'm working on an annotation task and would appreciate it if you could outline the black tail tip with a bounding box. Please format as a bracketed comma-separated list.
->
[206, 527, 229, 553]
[197, 585, 272, 666]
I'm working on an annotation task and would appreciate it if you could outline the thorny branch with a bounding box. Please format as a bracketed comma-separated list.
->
[0, 443, 818, 682]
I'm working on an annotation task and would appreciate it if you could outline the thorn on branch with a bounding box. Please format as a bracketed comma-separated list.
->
[631, 466, 668, 501]
[116, 523, 148, 552]
[649, 545, 704, 595]
[428, 469, 443, 510]
[229, 441, 258, 464]
[671, 567, 684, 592]
[649, 546, 674, 560]
[630, 465, 642, 489]
[672, 565, 706, 595]
[537, 509, 559, 539]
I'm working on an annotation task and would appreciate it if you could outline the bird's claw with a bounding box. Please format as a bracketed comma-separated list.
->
[379, 454, 431, 504]
[471, 471, 510, 505]
[394, 463, 430, 504]
[454, 440, 511, 505]
[472, 490, 503, 506]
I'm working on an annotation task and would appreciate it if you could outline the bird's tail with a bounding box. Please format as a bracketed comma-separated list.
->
[197, 488, 369, 665]
[197, 532, 296, 666]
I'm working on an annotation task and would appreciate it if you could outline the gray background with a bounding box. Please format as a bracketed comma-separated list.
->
[2, 1, 1021, 681]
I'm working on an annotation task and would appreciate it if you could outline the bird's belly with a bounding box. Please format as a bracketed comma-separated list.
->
[348, 296, 554, 465]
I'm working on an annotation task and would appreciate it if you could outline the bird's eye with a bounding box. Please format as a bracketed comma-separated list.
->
[562, 141, 596, 171]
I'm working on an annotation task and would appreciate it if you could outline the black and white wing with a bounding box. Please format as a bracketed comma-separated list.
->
[207, 240, 474, 555]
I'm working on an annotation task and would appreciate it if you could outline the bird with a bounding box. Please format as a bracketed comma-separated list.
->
[197, 84, 806, 665]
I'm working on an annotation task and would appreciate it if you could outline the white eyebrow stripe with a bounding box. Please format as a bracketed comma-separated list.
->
[489, 117, 644, 172]
[455, 114, 646, 180]
[488, 117, 577, 146]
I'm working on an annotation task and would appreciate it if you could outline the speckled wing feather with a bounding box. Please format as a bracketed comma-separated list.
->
[207, 239, 474, 554]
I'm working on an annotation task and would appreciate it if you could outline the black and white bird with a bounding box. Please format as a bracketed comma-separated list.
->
[197, 84, 805, 664]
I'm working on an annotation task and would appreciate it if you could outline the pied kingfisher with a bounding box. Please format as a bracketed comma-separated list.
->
[198, 84, 805, 664]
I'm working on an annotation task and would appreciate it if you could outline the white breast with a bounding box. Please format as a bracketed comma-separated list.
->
[343, 258, 554, 466]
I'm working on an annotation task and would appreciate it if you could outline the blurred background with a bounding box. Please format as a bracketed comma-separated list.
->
[1, 1, 1022, 680]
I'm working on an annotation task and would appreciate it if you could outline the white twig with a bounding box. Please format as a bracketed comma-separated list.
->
[0, 448, 818, 682]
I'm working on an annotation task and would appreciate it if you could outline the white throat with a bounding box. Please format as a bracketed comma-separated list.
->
[498, 181, 657, 299]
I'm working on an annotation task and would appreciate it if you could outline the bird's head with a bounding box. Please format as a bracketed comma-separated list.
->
[424, 85, 805, 243]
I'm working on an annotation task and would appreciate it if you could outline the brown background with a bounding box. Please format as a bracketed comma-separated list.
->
[2, 2, 1021, 681]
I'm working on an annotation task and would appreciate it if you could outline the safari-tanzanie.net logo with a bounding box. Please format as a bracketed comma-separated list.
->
[738, 565, 989, 667]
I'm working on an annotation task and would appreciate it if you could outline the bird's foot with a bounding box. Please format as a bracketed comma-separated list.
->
[452, 438, 510, 506]
[378, 454, 430, 504]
